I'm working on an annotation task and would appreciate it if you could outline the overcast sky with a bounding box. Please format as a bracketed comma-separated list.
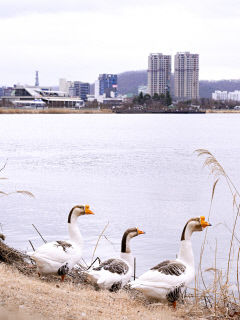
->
[0, 0, 239, 86]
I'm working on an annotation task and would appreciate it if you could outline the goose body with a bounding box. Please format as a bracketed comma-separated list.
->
[29, 205, 94, 280]
[86, 228, 145, 291]
[130, 216, 211, 305]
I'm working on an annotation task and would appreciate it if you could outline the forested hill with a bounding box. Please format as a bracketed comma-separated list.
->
[116, 70, 240, 98]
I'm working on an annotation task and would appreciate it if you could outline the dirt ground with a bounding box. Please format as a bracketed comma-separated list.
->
[0, 263, 177, 320]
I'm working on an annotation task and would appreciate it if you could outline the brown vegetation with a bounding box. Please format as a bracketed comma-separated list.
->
[0, 108, 112, 114]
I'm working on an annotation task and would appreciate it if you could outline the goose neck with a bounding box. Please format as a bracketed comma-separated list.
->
[68, 216, 83, 246]
[178, 240, 194, 267]
[121, 233, 131, 254]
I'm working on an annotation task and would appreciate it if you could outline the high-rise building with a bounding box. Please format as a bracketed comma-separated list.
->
[174, 52, 199, 101]
[94, 74, 118, 98]
[73, 82, 90, 101]
[147, 53, 171, 96]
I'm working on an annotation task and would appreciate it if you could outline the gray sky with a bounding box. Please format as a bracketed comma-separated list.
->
[0, 0, 239, 86]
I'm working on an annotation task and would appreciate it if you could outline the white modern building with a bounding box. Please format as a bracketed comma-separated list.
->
[59, 78, 73, 95]
[212, 90, 240, 102]
[212, 91, 228, 101]
[228, 90, 240, 101]
[3, 86, 84, 108]
[147, 53, 171, 96]
[174, 52, 199, 100]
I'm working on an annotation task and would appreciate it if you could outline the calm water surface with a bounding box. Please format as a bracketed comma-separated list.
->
[1, 114, 240, 280]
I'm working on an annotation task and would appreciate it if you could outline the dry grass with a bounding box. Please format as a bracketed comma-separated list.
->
[206, 109, 240, 113]
[0, 108, 112, 114]
[193, 149, 240, 318]
[0, 263, 175, 320]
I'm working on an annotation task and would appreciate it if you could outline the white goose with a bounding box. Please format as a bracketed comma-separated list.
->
[130, 216, 211, 307]
[86, 227, 145, 291]
[29, 205, 94, 281]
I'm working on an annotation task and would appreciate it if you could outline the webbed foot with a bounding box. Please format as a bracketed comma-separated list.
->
[58, 263, 69, 281]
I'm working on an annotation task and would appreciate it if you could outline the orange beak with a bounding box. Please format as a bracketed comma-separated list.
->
[85, 205, 94, 215]
[200, 216, 211, 228]
[137, 228, 145, 234]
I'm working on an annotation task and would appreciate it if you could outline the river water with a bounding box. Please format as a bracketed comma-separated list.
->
[1, 114, 240, 281]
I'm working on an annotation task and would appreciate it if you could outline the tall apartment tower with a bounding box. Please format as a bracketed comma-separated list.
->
[147, 53, 171, 96]
[174, 52, 199, 100]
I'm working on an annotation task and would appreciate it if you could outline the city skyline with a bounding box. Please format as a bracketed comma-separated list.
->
[0, 0, 239, 86]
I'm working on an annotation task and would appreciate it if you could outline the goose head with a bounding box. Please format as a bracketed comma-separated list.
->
[181, 216, 211, 241]
[68, 205, 94, 223]
[121, 227, 145, 253]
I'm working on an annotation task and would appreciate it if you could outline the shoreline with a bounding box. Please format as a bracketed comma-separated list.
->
[0, 108, 240, 114]
[0, 108, 112, 114]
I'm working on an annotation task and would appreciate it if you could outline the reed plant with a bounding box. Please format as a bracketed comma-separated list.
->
[188, 149, 240, 318]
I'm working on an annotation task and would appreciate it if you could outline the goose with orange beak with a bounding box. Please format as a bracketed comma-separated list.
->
[86, 227, 145, 291]
[130, 216, 211, 307]
[28, 205, 94, 281]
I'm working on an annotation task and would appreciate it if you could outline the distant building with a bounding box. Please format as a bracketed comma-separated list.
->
[174, 52, 199, 101]
[73, 82, 90, 101]
[212, 90, 228, 101]
[59, 78, 73, 96]
[138, 85, 148, 95]
[147, 53, 171, 96]
[212, 90, 240, 102]
[0, 86, 13, 97]
[228, 90, 240, 102]
[95, 74, 118, 99]
[35, 71, 39, 87]
[59, 79, 90, 101]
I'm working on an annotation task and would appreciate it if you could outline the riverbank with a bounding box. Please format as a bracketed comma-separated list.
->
[0, 108, 112, 114]
[206, 109, 240, 113]
[0, 263, 175, 320]
[1, 107, 240, 114]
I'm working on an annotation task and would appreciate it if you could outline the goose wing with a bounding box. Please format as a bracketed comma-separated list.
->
[151, 260, 186, 276]
[30, 240, 81, 264]
[133, 260, 187, 290]
[88, 258, 131, 289]
[93, 258, 129, 275]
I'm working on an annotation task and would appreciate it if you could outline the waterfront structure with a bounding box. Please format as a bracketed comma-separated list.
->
[94, 74, 118, 99]
[212, 90, 240, 102]
[2, 86, 84, 108]
[174, 52, 199, 101]
[147, 53, 171, 96]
